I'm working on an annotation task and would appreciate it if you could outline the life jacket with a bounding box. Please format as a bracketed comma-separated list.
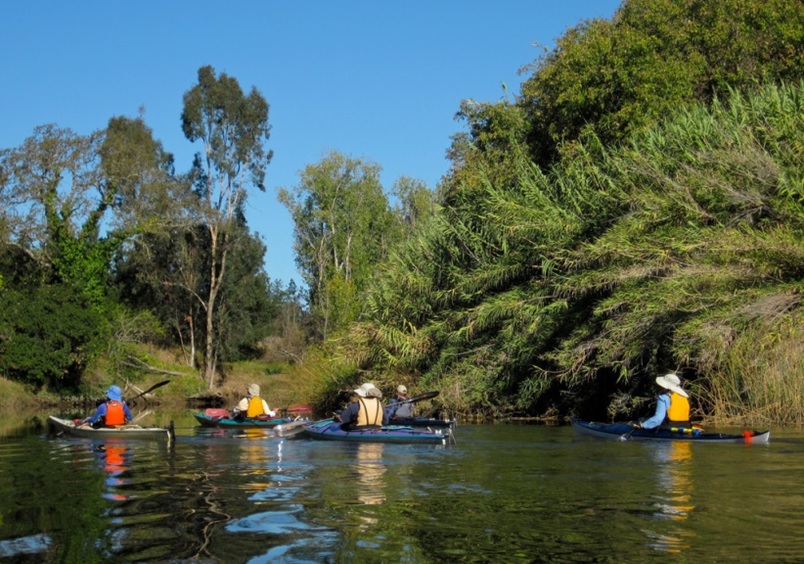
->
[246, 396, 266, 418]
[356, 397, 383, 427]
[105, 400, 126, 426]
[666, 392, 690, 425]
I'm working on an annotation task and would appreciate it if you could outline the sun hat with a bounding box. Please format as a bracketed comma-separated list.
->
[397, 385, 408, 395]
[248, 383, 260, 397]
[655, 373, 688, 398]
[106, 385, 123, 402]
[366, 386, 382, 399]
[353, 383, 374, 397]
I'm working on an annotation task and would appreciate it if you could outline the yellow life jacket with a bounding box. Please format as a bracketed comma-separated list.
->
[246, 396, 266, 418]
[356, 397, 383, 427]
[667, 392, 690, 423]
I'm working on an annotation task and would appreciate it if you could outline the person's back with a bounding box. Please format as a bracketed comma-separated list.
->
[338, 383, 388, 427]
[234, 383, 276, 419]
[355, 395, 385, 426]
[83, 385, 133, 428]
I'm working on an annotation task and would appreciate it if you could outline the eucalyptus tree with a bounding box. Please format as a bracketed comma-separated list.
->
[181, 65, 273, 388]
[278, 151, 400, 338]
[391, 176, 436, 235]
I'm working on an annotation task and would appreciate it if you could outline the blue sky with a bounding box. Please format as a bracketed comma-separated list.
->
[2, 1, 621, 287]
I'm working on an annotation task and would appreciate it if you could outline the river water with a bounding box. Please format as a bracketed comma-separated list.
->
[1, 411, 803, 563]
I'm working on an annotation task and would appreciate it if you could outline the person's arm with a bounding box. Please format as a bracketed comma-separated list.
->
[85, 403, 108, 425]
[338, 403, 358, 424]
[641, 395, 669, 429]
[123, 403, 134, 422]
[261, 399, 276, 417]
[233, 397, 249, 414]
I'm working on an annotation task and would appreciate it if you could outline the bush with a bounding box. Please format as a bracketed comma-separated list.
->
[0, 284, 103, 390]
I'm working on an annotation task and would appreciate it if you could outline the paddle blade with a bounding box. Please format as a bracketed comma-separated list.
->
[408, 391, 440, 403]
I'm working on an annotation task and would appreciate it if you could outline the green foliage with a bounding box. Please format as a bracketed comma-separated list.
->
[519, 0, 804, 167]
[279, 150, 401, 337]
[0, 284, 103, 389]
[181, 65, 274, 388]
[348, 81, 804, 421]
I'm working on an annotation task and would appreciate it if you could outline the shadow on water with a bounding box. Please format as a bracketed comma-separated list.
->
[1, 412, 804, 562]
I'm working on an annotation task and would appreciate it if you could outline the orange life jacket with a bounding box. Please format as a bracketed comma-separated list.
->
[667, 392, 690, 424]
[356, 397, 383, 427]
[105, 400, 126, 426]
[246, 396, 266, 418]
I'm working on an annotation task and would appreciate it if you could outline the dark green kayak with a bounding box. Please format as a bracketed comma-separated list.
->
[193, 412, 294, 429]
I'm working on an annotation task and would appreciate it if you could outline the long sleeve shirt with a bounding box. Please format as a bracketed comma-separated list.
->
[641, 394, 670, 429]
[386, 398, 413, 419]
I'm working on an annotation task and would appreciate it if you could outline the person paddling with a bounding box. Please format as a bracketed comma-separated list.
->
[82, 385, 133, 428]
[386, 384, 414, 420]
[335, 383, 388, 428]
[233, 383, 276, 420]
[634, 373, 691, 430]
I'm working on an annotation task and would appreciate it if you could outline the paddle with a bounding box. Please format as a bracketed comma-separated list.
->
[397, 390, 439, 405]
[127, 380, 171, 403]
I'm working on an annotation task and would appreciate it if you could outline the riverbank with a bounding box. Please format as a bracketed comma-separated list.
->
[0, 357, 313, 417]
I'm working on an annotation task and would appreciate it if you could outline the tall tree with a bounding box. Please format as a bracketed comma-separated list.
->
[391, 176, 436, 235]
[181, 65, 273, 388]
[278, 151, 399, 338]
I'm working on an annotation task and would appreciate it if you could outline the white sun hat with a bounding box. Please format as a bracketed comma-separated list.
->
[655, 373, 688, 398]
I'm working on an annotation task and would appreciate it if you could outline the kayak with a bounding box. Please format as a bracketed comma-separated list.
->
[388, 416, 456, 428]
[571, 418, 770, 444]
[302, 419, 453, 445]
[193, 410, 294, 429]
[48, 416, 174, 442]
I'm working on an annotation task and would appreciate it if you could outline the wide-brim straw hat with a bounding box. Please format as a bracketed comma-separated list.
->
[655, 373, 688, 398]
[248, 383, 261, 397]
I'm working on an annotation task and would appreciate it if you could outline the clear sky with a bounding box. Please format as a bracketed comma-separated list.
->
[1, 1, 621, 287]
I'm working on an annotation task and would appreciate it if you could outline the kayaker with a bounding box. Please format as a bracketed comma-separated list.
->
[82, 385, 133, 428]
[386, 384, 414, 420]
[233, 383, 276, 420]
[635, 373, 691, 430]
[335, 383, 388, 428]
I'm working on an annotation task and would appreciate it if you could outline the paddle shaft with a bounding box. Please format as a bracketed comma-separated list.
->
[128, 380, 171, 402]
[396, 391, 439, 405]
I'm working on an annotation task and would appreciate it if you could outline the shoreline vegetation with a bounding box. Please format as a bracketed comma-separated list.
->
[2, 1, 803, 427]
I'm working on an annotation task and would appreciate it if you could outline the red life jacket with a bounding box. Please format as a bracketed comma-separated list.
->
[105, 400, 126, 426]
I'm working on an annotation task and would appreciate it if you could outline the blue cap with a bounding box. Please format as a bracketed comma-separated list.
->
[106, 385, 123, 402]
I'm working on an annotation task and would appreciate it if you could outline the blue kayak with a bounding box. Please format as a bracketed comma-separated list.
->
[388, 417, 456, 428]
[571, 418, 770, 444]
[302, 419, 453, 445]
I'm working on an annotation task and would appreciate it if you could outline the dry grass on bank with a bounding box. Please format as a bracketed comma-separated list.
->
[0, 377, 38, 413]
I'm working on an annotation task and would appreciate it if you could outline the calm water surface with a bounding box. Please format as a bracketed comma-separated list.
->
[1, 411, 803, 563]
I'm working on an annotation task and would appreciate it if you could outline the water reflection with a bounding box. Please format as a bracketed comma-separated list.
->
[355, 443, 387, 507]
[95, 440, 130, 501]
[648, 441, 696, 553]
